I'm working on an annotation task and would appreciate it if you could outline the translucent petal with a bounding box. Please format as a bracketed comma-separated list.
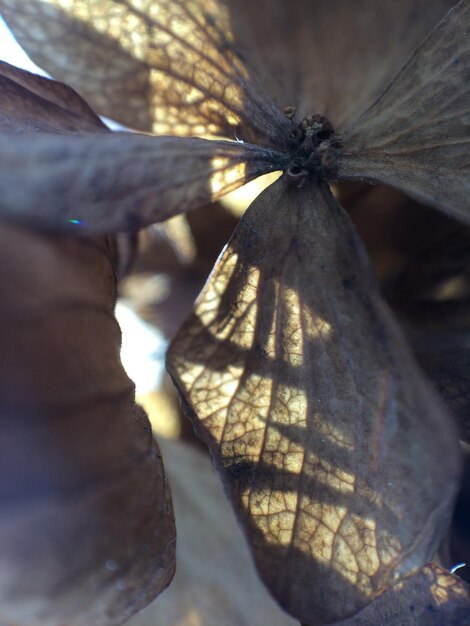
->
[167, 176, 461, 624]
[0, 0, 289, 146]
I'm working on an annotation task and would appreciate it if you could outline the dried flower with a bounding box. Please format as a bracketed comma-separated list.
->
[0, 60, 176, 626]
[0, 1, 469, 624]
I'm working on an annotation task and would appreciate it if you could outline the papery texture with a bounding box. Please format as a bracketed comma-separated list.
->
[0, 133, 281, 232]
[0, 0, 289, 146]
[0, 224, 175, 626]
[335, 564, 470, 626]
[0, 60, 106, 132]
[338, 0, 470, 221]
[225, 0, 455, 127]
[167, 177, 461, 624]
[0, 63, 175, 625]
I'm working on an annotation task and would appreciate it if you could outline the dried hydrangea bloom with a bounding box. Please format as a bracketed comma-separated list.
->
[0, 1, 468, 624]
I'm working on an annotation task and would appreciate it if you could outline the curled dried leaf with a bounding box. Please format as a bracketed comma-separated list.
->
[167, 177, 461, 624]
[338, 0, 470, 221]
[0, 224, 175, 626]
[0, 60, 106, 132]
[0, 65, 175, 624]
[0, 133, 282, 232]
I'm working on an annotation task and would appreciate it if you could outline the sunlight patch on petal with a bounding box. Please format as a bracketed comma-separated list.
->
[167, 177, 461, 624]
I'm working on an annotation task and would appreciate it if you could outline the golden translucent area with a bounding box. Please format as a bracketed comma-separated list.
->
[249, 489, 299, 548]
[170, 239, 403, 602]
[38, 0, 247, 136]
[281, 287, 304, 367]
[210, 157, 248, 201]
[304, 452, 355, 494]
[191, 250, 256, 339]
[430, 568, 470, 606]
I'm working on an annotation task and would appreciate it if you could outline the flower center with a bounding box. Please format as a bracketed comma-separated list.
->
[283, 107, 341, 186]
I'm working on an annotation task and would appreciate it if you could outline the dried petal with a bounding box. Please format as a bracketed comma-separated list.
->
[0, 0, 156, 132]
[336, 563, 470, 626]
[127, 437, 297, 626]
[0, 133, 282, 232]
[338, 0, 470, 221]
[0, 66, 175, 623]
[167, 177, 461, 624]
[0, 60, 106, 132]
[0, 0, 289, 146]
[0, 223, 175, 626]
[225, 0, 455, 128]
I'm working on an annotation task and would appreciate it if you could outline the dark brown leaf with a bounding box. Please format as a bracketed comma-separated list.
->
[338, 0, 470, 221]
[0, 0, 156, 132]
[225, 0, 455, 128]
[0, 224, 175, 626]
[0, 0, 290, 146]
[167, 176, 461, 624]
[0, 60, 106, 132]
[335, 563, 470, 626]
[409, 317, 470, 443]
[0, 133, 282, 232]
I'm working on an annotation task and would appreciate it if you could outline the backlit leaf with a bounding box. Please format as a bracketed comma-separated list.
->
[0, 133, 282, 233]
[338, 0, 470, 221]
[336, 563, 470, 625]
[0, 0, 289, 146]
[167, 177, 461, 624]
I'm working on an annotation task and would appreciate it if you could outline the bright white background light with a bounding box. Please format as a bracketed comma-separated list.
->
[0, 17, 46, 73]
